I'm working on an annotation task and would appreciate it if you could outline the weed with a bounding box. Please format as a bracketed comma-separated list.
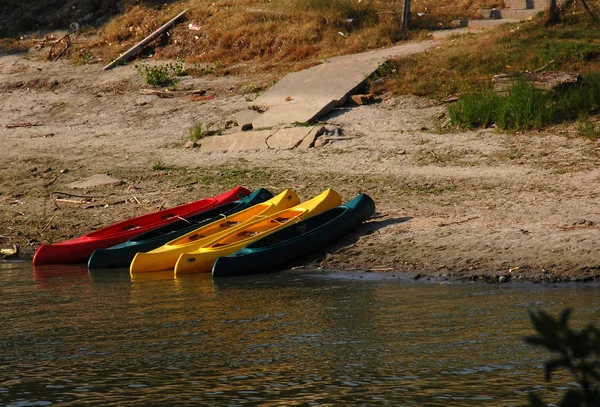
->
[189, 123, 223, 141]
[136, 64, 170, 86]
[577, 121, 600, 140]
[152, 160, 167, 171]
[189, 123, 207, 142]
[171, 57, 186, 76]
[81, 50, 94, 64]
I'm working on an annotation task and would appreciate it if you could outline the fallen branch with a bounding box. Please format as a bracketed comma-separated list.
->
[438, 216, 479, 227]
[48, 32, 72, 61]
[4, 122, 41, 129]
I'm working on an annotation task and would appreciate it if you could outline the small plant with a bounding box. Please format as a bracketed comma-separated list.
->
[170, 57, 186, 76]
[81, 50, 94, 64]
[152, 160, 167, 171]
[136, 64, 171, 86]
[189, 123, 207, 141]
[524, 309, 600, 407]
[577, 122, 600, 140]
[189, 123, 223, 141]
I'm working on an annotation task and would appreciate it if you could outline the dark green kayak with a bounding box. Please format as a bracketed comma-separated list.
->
[212, 193, 375, 278]
[87, 188, 273, 269]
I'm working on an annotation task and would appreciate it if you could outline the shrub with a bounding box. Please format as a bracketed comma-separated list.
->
[525, 309, 600, 407]
[136, 64, 171, 86]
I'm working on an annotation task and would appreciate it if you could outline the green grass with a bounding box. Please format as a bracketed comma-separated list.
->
[449, 73, 600, 131]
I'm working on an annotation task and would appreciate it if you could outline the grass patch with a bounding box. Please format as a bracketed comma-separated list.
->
[449, 73, 600, 131]
[577, 121, 600, 140]
[378, 4, 600, 99]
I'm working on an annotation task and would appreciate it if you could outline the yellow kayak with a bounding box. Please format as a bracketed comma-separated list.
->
[174, 189, 342, 275]
[130, 189, 300, 273]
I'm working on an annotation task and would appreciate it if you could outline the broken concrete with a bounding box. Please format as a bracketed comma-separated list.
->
[200, 130, 275, 152]
[251, 41, 438, 128]
[67, 174, 123, 189]
[234, 109, 262, 131]
[267, 126, 324, 150]
[199, 126, 326, 152]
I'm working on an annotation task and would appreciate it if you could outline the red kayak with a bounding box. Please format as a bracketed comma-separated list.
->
[32, 186, 250, 265]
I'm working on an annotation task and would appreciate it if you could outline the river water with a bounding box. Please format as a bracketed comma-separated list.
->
[1, 262, 599, 406]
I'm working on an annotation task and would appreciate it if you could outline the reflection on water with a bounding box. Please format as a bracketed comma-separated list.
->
[1, 262, 599, 406]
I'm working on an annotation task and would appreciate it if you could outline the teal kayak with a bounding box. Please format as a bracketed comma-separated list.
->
[212, 193, 375, 278]
[87, 188, 273, 269]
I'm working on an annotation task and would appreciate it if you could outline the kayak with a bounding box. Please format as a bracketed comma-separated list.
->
[32, 186, 250, 266]
[212, 194, 375, 278]
[129, 189, 300, 273]
[174, 188, 342, 275]
[87, 188, 274, 269]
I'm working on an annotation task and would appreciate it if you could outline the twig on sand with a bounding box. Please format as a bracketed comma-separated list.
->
[43, 176, 59, 188]
[4, 122, 41, 129]
[438, 216, 479, 227]
[40, 214, 57, 234]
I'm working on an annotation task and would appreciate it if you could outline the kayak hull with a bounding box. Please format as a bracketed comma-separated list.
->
[129, 189, 300, 273]
[32, 187, 250, 265]
[174, 189, 343, 275]
[87, 189, 273, 269]
[212, 194, 375, 278]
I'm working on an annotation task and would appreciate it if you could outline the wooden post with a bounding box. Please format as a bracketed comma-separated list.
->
[546, 0, 559, 25]
[402, 0, 411, 30]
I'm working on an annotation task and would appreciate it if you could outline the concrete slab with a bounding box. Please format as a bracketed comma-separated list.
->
[67, 174, 123, 189]
[252, 41, 438, 128]
[266, 126, 323, 150]
[298, 126, 325, 149]
[199, 130, 275, 152]
[234, 109, 262, 131]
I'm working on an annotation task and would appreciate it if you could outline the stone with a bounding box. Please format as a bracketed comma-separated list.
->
[67, 174, 123, 189]
[347, 94, 375, 106]
[313, 135, 328, 148]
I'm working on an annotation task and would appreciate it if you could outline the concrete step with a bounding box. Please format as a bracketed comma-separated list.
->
[503, 0, 535, 9]
[455, 18, 521, 29]
[481, 8, 544, 20]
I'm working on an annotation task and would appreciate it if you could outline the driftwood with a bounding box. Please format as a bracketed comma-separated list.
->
[103, 9, 188, 70]
[492, 71, 581, 92]
[139, 89, 175, 98]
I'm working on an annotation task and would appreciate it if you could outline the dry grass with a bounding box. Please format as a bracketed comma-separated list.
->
[71, 0, 503, 75]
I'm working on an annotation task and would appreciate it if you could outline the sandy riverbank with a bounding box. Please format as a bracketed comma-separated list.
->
[2, 53, 600, 283]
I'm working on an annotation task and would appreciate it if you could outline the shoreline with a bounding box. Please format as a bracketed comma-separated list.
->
[2, 54, 600, 284]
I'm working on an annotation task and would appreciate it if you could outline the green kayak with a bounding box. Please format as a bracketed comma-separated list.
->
[211, 193, 375, 278]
